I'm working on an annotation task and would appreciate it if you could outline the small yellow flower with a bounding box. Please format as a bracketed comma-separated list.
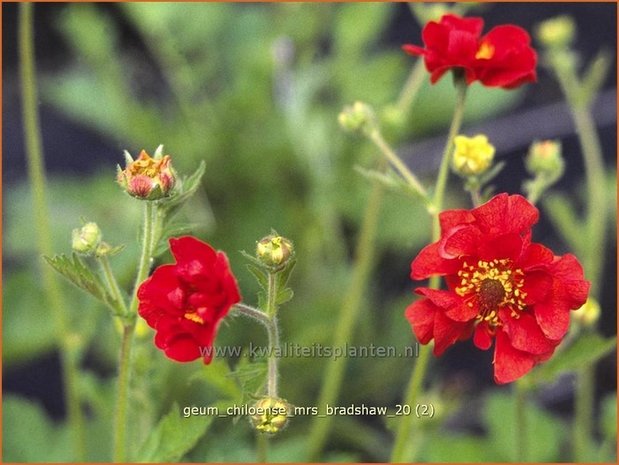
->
[452, 134, 495, 176]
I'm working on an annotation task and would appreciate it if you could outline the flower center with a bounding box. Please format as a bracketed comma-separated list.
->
[475, 41, 495, 60]
[455, 259, 527, 326]
[184, 311, 204, 324]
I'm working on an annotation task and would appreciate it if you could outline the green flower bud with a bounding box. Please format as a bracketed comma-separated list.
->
[72, 222, 102, 255]
[256, 235, 294, 270]
[338, 101, 377, 136]
[536, 16, 576, 49]
[250, 397, 290, 435]
[572, 298, 601, 329]
[525, 140, 565, 178]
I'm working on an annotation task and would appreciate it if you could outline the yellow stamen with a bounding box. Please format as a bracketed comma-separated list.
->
[475, 41, 495, 60]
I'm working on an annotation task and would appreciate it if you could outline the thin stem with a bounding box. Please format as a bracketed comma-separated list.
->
[549, 52, 607, 462]
[99, 255, 128, 316]
[306, 162, 386, 462]
[515, 380, 528, 462]
[234, 302, 280, 398]
[266, 272, 280, 396]
[256, 432, 269, 462]
[113, 201, 155, 462]
[19, 3, 86, 460]
[433, 79, 468, 217]
[390, 344, 431, 463]
[395, 59, 427, 115]
[390, 76, 469, 464]
[368, 129, 428, 200]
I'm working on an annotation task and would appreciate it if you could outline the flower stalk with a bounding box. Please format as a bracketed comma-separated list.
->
[391, 76, 468, 463]
[19, 3, 86, 460]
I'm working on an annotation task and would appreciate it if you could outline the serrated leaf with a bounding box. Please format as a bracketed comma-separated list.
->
[246, 264, 268, 291]
[44, 253, 123, 315]
[239, 249, 269, 269]
[134, 402, 214, 462]
[533, 333, 616, 384]
[230, 358, 268, 403]
[160, 161, 206, 218]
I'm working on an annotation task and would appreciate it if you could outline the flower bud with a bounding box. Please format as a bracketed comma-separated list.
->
[338, 101, 377, 136]
[572, 298, 601, 329]
[256, 235, 294, 270]
[117, 148, 176, 200]
[250, 397, 290, 435]
[525, 140, 565, 178]
[72, 222, 102, 255]
[451, 134, 495, 177]
[536, 16, 576, 49]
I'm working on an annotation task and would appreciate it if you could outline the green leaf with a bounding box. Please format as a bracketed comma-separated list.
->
[276, 257, 297, 290]
[423, 434, 488, 462]
[578, 50, 612, 107]
[160, 161, 206, 218]
[532, 333, 617, 384]
[543, 192, 585, 254]
[134, 402, 214, 462]
[44, 253, 123, 315]
[484, 392, 564, 462]
[3, 395, 72, 462]
[230, 357, 268, 403]
[189, 359, 242, 402]
[600, 394, 617, 441]
[246, 264, 268, 291]
[276, 287, 294, 306]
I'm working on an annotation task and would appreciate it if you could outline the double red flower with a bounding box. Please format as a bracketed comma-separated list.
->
[403, 14, 537, 89]
[138, 236, 241, 363]
[406, 194, 589, 383]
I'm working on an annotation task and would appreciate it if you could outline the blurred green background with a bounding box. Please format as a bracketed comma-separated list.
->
[3, 2, 617, 462]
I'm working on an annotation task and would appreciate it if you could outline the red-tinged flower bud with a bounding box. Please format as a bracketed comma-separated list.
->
[525, 140, 565, 178]
[250, 397, 290, 435]
[256, 234, 294, 270]
[117, 147, 176, 200]
[72, 222, 102, 255]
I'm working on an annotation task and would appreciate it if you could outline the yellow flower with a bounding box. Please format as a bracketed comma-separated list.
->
[452, 134, 495, 176]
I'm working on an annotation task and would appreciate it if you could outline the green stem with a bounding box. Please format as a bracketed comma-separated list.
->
[256, 432, 269, 462]
[113, 201, 155, 462]
[390, 76, 468, 464]
[369, 129, 428, 199]
[99, 255, 128, 316]
[390, 344, 431, 463]
[433, 79, 468, 217]
[549, 52, 607, 462]
[19, 3, 86, 460]
[395, 59, 427, 116]
[515, 380, 528, 462]
[306, 163, 386, 462]
[234, 302, 280, 398]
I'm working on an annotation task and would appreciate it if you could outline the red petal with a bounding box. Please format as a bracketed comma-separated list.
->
[410, 242, 460, 280]
[500, 310, 557, 355]
[472, 194, 538, 236]
[405, 298, 437, 345]
[440, 225, 481, 259]
[519, 243, 555, 270]
[433, 311, 471, 356]
[493, 330, 536, 383]
[534, 299, 571, 341]
[441, 14, 484, 36]
[522, 270, 552, 304]
[170, 236, 217, 267]
[473, 323, 493, 350]
[477, 233, 525, 262]
[439, 208, 476, 234]
[402, 44, 425, 56]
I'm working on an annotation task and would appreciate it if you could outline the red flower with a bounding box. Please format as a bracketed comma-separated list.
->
[405, 194, 589, 383]
[138, 236, 241, 363]
[403, 14, 537, 89]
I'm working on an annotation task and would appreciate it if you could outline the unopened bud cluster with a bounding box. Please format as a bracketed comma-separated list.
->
[72, 222, 102, 255]
[256, 235, 294, 270]
[250, 397, 290, 435]
[117, 145, 176, 200]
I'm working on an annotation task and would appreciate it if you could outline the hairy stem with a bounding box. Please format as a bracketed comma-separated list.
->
[19, 3, 86, 460]
[113, 201, 155, 462]
[390, 77, 468, 463]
